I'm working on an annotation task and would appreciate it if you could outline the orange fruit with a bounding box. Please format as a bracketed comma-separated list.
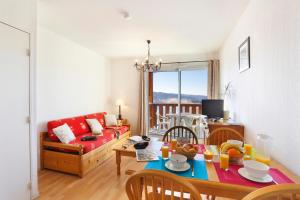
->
[227, 148, 241, 158]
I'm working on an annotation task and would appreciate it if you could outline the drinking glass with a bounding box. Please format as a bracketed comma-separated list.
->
[220, 153, 229, 171]
[171, 139, 177, 150]
[244, 144, 252, 157]
[162, 146, 169, 160]
[204, 150, 213, 162]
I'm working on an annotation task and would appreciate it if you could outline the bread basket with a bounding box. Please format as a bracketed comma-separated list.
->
[175, 144, 198, 160]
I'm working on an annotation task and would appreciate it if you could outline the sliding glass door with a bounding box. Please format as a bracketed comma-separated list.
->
[148, 65, 208, 135]
[150, 71, 178, 134]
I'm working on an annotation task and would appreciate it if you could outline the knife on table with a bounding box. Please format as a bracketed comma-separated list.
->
[191, 161, 194, 177]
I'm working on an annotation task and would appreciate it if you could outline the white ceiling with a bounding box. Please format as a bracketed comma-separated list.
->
[38, 0, 249, 58]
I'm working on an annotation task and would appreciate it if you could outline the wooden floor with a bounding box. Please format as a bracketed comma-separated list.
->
[37, 154, 232, 200]
[38, 137, 219, 200]
[38, 155, 145, 200]
[37, 149, 300, 200]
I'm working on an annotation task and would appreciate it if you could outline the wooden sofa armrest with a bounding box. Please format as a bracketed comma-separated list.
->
[40, 132, 84, 155]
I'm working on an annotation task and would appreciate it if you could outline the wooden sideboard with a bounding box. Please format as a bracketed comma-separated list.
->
[208, 121, 245, 137]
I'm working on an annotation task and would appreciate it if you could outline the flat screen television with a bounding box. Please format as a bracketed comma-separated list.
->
[201, 99, 224, 119]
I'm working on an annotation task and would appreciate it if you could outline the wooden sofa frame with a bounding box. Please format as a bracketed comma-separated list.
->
[40, 130, 131, 177]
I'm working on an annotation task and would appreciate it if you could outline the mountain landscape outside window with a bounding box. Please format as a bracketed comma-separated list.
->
[149, 67, 208, 134]
[153, 68, 208, 104]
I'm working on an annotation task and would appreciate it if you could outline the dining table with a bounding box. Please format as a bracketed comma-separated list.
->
[113, 140, 300, 199]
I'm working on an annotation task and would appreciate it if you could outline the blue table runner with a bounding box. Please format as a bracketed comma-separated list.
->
[144, 157, 208, 180]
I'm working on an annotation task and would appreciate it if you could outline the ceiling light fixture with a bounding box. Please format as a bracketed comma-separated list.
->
[119, 9, 131, 20]
[134, 40, 162, 72]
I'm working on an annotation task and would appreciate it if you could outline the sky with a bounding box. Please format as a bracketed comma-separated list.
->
[153, 69, 208, 95]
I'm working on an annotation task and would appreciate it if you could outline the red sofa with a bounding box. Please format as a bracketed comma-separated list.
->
[40, 112, 131, 177]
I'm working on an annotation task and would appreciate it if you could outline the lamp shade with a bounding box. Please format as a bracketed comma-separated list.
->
[116, 99, 125, 107]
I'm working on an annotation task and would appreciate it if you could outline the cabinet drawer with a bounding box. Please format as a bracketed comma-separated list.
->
[43, 150, 80, 174]
[82, 145, 108, 174]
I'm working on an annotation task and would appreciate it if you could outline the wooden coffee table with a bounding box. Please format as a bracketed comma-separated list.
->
[113, 141, 163, 175]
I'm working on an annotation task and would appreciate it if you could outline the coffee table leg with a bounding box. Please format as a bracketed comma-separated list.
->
[116, 151, 121, 176]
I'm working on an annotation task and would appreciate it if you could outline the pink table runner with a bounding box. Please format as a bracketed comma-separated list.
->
[213, 163, 294, 188]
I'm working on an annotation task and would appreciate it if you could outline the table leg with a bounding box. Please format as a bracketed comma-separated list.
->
[116, 151, 121, 176]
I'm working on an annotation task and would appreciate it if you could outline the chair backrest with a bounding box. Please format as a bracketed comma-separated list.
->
[181, 116, 195, 127]
[241, 184, 300, 200]
[162, 126, 198, 144]
[126, 169, 202, 200]
[206, 127, 244, 146]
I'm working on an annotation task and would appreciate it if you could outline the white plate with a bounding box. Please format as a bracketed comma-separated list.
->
[238, 168, 273, 183]
[165, 161, 190, 172]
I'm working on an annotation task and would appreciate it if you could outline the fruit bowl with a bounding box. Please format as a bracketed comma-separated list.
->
[175, 143, 198, 160]
[229, 155, 244, 164]
[220, 142, 244, 164]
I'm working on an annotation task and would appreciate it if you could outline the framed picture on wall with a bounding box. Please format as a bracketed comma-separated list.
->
[239, 37, 250, 73]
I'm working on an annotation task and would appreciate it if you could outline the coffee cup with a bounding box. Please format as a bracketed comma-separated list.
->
[170, 154, 187, 169]
[244, 160, 269, 178]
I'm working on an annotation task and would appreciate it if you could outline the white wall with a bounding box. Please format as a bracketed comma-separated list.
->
[37, 26, 111, 132]
[110, 53, 218, 133]
[0, 0, 38, 198]
[0, 0, 36, 32]
[219, 0, 300, 175]
[110, 58, 140, 133]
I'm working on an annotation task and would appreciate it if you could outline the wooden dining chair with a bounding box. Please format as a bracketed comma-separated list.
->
[241, 184, 300, 200]
[206, 127, 244, 146]
[162, 126, 198, 144]
[126, 169, 202, 200]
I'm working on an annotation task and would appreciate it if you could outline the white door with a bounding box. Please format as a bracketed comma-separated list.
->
[0, 22, 31, 200]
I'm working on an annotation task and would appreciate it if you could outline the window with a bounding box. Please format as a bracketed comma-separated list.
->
[180, 68, 208, 103]
[149, 66, 208, 131]
[153, 68, 208, 104]
[153, 71, 178, 104]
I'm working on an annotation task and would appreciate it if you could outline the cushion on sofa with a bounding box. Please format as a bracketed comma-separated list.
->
[86, 118, 103, 135]
[48, 116, 91, 141]
[84, 112, 107, 127]
[69, 132, 115, 153]
[105, 125, 129, 136]
[104, 114, 118, 126]
[45, 126, 130, 153]
[52, 124, 76, 144]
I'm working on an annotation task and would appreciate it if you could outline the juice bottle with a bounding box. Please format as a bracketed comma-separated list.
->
[255, 134, 272, 165]
[254, 154, 271, 165]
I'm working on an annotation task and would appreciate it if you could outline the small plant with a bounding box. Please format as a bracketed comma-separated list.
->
[224, 81, 232, 98]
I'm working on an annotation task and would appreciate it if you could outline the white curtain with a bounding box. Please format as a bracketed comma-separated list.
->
[208, 60, 220, 99]
[137, 71, 148, 135]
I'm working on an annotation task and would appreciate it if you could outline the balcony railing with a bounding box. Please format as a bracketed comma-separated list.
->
[149, 103, 202, 128]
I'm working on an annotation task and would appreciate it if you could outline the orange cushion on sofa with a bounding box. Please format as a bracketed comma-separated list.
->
[47, 116, 91, 141]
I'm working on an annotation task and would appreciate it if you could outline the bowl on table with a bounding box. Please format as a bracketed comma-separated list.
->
[243, 160, 270, 178]
[170, 154, 187, 169]
[133, 142, 149, 149]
